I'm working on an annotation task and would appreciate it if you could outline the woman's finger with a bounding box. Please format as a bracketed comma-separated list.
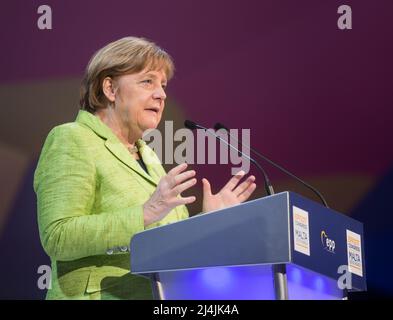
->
[174, 195, 196, 206]
[164, 163, 190, 188]
[237, 183, 257, 202]
[221, 170, 245, 191]
[173, 170, 196, 186]
[172, 178, 197, 196]
[202, 178, 212, 197]
[167, 162, 188, 177]
[233, 175, 255, 196]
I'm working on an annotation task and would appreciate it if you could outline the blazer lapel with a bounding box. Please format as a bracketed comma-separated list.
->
[76, 110, 160, 186]
[137, 139, 165, 185]
[104, 138, 158, 186]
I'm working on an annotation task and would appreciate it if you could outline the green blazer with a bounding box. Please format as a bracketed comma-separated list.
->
[34, 110, 189, 300]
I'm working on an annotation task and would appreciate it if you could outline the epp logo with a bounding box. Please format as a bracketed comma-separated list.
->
[321, 231, 335, 253]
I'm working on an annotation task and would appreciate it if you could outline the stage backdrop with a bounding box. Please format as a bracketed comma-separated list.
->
[0, 0, 392, 299]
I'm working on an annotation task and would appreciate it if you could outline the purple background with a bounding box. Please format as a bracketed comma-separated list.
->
[0, 0, 392, 299]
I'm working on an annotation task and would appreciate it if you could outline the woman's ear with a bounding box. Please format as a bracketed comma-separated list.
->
[102, 77, 117, 103]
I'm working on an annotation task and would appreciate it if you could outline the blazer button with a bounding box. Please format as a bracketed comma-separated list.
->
[120, 246, 128, 252]
[106, 248, 114, 255]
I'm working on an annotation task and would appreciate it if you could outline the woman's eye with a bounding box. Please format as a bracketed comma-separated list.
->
[142, 79, 153, 84]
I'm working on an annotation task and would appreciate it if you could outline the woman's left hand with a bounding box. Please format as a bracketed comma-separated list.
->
[202, 171, 257, 213]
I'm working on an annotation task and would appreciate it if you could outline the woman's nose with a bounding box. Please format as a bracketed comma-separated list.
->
[153, 86, 167, 100]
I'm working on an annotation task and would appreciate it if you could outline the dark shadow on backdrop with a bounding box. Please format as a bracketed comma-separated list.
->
[0, 160, 49, 300]
[349, 164, 393, 300]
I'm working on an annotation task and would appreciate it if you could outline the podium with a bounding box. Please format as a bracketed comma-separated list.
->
[130, 192, 366, 300]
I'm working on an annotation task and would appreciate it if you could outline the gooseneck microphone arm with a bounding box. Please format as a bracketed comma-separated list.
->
[214, 122, 329, 208]
[184, 120, 275, 196]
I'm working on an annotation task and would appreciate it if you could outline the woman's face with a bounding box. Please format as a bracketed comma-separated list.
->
[113, 68, 167, 140]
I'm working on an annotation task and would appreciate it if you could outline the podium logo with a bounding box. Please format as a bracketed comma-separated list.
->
[346, 230, 363, 277]
[293, 206, 310, 256]
[321, 230, 335, 254]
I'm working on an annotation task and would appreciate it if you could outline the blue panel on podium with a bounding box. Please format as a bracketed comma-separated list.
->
[155, 264, 343, 300]
[158, 265, 276, 300]
[131, 192, 292, 272]
[130, 191, 366, 299]
[288, 192, 366, 291]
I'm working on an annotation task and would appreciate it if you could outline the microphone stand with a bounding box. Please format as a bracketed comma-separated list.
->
[185, 120, 289, 300]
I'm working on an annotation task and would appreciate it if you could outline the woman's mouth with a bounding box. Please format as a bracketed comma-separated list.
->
[145, 107, 159, 114]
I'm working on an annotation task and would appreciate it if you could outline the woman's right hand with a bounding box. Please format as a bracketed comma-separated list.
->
[143, 163, 197, 226]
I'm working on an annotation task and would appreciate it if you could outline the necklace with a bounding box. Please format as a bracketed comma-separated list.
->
[128, 145, 138, 154]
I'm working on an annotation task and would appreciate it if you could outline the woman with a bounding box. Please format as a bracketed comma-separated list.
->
[34, 37, 256, 300]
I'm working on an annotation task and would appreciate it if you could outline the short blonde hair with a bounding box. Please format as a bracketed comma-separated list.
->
[80, 37, 175, 113]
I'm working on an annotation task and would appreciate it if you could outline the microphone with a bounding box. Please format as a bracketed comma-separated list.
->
[184, 120, 275, 196]
[214, 122, 329, 208]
